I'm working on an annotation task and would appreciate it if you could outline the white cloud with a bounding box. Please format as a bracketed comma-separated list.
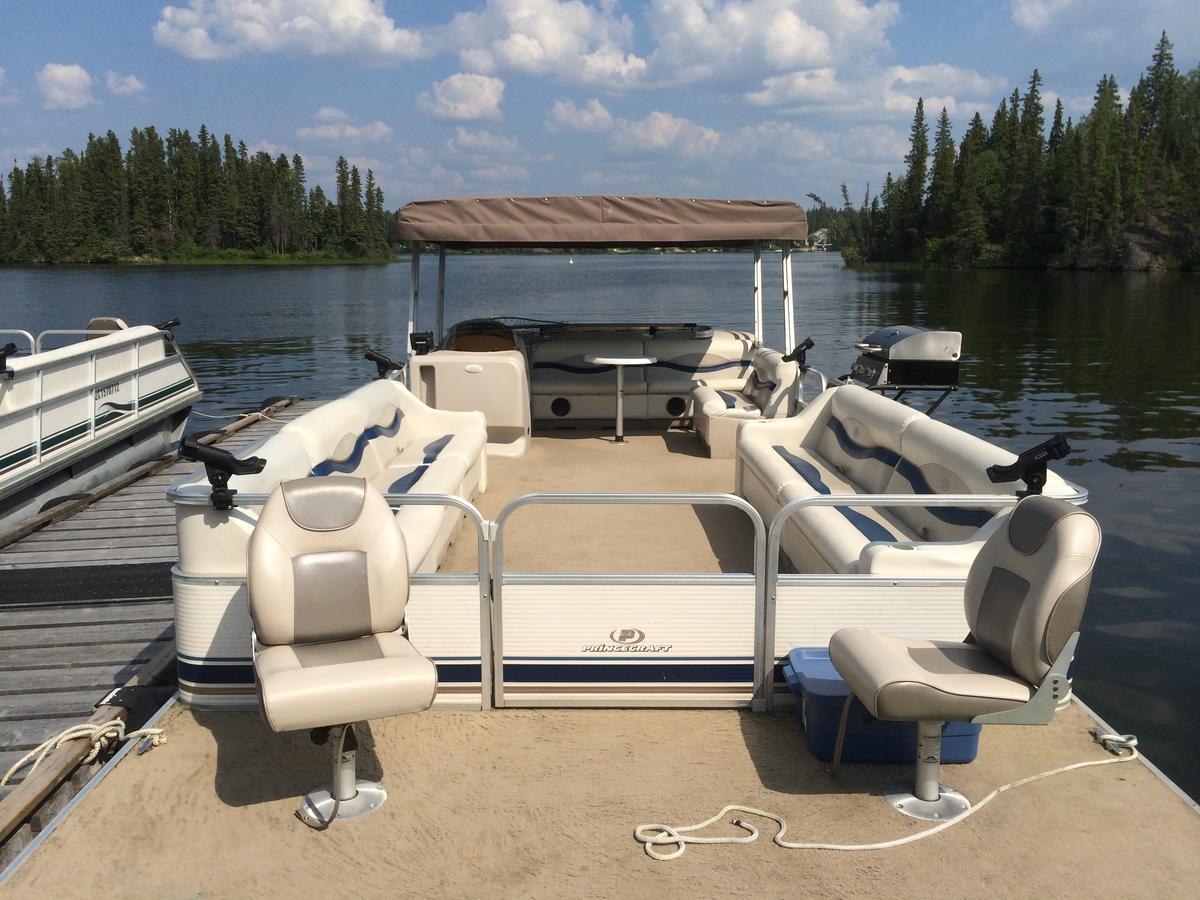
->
[746, 62, 1004, 120]
[36, 63, 95, 111]
[313, 105, 350, 123]
[447, 127, 521, 156]
[547, 98, 613, 132]
[106, 71, 146, 96]
[1011, 0, 1076, 32]
[443, 0, 646, 87]
[612, 111, 722, 159]
[419, 72, 505, 121]
[295, 108, 392, 143]
[154, 0, 426, 62]
[646, 0, 899, 84]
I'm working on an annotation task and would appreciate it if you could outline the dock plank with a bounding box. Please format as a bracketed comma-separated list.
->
[0, 692, 103, 723]
[0, 641, 171, 671]
[0, 622, 173, 650]
[0, 663, 144, 696]
[0, 602, 173, 629]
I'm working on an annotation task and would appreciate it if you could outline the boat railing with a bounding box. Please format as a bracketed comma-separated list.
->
[0, 331, 35, 354]
[33, 328, 126, 353]
[489, 491, 768, 707]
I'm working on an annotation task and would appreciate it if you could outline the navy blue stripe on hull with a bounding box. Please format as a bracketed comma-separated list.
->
[177, 659, 481, 685]
[503, 662, 754, 683]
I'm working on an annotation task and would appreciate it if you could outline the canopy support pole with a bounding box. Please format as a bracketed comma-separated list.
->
[408, 240, 421, 386]
[752, 242, 763, 344]
[436, 243, 446, 346]
[781, 242, 795, 351]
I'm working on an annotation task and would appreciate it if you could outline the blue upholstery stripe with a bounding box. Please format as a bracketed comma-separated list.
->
[772, 445, 897, 543]
[386, 433, 454, 494]
[310, 410, 404, 476]
[533, 359, 751, 376]
[532, 361, 616, 374]
[823, 419, 993, 529]
[716, 390, 741, 409]
[825, 416, 901, 467]
[893, 459, 994, 527]
[653, 359, 751, 374]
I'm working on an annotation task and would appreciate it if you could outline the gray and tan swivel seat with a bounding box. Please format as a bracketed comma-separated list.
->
[247, 476, 437, 828]
[829, 494, 1101, 820]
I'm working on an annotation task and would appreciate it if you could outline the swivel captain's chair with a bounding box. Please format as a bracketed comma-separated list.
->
[830, 494, 1101, 820]
[247, 476, 437, 828]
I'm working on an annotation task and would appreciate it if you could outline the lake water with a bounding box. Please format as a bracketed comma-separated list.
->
[2, 253, 1198, 799]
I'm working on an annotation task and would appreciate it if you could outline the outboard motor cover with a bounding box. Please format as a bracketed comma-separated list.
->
[849, 325, 961, 388]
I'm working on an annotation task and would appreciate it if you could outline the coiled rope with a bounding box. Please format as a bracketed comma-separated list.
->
[634, 729, 1139, 861]
[1, 719, 166, 787]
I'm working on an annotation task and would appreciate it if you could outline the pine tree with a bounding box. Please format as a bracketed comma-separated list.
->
[899, 98, 929, 260]
[926, 108, 956, 243]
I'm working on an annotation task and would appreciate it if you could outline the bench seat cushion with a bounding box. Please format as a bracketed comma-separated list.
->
[773, 446, 913, 572]
[692, 385, 761, 419]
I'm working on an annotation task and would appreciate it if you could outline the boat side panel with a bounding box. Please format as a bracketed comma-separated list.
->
[173, 572, 484, 710]
[769, 577, 968, 706]
[498, 581, 757, 708]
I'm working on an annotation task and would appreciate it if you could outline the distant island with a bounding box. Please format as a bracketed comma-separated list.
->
[0, 126, 393, 265]
[809, 32, 1198, 271]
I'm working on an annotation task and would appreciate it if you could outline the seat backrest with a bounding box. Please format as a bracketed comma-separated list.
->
[811, 385, 923, 493]
[643, 330, 754, 392]
[964, 495, 1101, 685]
[283, 398, 383, 478]
[746, 348, 799, 417]
[248, 477, 409, 647]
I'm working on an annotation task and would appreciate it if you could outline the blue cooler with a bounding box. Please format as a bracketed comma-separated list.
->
[782, 648, 981, 764]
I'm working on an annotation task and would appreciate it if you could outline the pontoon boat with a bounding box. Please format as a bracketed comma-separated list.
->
[0, 317, 201, 532]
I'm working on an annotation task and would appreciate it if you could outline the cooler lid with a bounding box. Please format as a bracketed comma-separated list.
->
[784, 648, 852, 697]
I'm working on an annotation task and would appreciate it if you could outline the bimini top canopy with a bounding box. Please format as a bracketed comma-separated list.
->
[394, 195, 807, 249]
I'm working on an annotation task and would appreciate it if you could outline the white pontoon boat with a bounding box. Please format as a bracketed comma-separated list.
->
[0, 317, 201, 532]
[167, 197, 1084, 715]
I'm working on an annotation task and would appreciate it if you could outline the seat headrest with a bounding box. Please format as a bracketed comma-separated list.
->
[281, 476, 367, 531]
[1008, 494, 1083, 554]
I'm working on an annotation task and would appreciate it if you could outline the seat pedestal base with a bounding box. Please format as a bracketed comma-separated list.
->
[883, 783, 970, 821]
[298, 781, 388, 828]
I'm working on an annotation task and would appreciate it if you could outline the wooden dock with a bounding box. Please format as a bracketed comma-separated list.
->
[0, 399, 319, 784]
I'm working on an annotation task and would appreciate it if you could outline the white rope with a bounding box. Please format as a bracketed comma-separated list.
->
[635, 730, 1139, 861]
[1, 719, 166, 787]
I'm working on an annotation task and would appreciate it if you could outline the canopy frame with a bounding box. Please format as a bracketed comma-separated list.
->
[398, 195, 808, 362]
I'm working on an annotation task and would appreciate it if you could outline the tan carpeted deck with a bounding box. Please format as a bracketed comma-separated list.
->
[6, 702, 1197, 898]
[441, 425, 755, 574]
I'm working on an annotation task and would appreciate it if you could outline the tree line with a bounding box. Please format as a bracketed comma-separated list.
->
[809, 33, 1199, 269]
[0, 126, 392, 263]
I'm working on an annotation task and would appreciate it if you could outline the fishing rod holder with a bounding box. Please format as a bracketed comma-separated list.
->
[782, 336, 815, 370]
[179, 437, 267, 511]
[365, 348, 406, 379]
[987, 434, 1072, 497]
[0, 342, 16, 381]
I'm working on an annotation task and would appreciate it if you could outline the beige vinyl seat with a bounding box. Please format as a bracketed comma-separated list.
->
[247, 476, 437, 829]
[829, 494, 1102, 820]
[691, 347, 799, 458]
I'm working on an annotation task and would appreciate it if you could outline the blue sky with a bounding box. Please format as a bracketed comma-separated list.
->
[1, 1, 1196, 208]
